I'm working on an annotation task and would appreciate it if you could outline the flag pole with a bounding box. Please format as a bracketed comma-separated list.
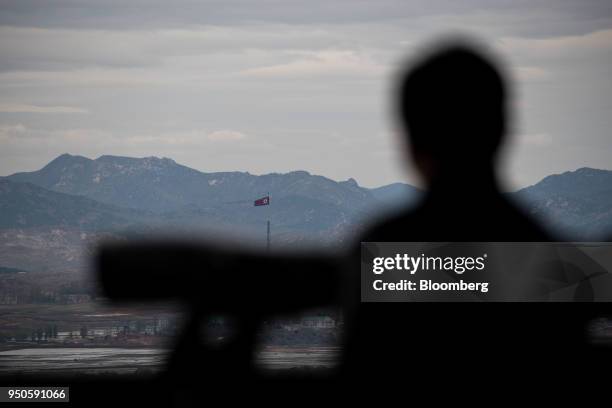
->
[266, 220, 270, 252]
[266, 192, 270, 252]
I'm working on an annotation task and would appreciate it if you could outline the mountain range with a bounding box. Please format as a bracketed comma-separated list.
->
[513, 167, 612, 239]
[1, 154, 611, 249]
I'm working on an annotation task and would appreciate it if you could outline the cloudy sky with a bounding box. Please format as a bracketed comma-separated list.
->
[0, 1, 611, 189]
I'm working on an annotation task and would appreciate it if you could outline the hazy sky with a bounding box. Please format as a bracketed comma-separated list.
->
[0, 1, 611, 189]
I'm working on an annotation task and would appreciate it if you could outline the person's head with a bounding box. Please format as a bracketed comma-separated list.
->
[397, 39, 508, 183]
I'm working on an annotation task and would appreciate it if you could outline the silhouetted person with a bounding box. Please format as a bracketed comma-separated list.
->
[343, 41, 610, 382]
[367, 42, 548, 241]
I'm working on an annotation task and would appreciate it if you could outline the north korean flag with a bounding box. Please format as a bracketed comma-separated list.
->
[254, 196, 270, 206]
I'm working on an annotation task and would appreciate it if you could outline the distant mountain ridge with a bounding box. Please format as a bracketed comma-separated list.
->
[3, 154, 612, 242]
[514, 167, 612, 239]
[8, 154, 374, 215]
[368, 182, 422, 212]
[5, 154, 410, 245]
[0, 178, 142, 230]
